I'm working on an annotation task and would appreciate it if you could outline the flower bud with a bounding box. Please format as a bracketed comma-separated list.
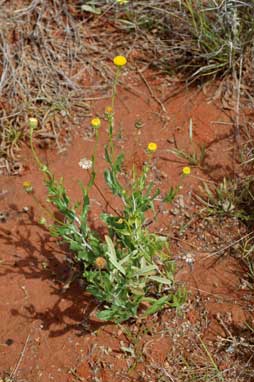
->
[28, 118, 38, 129]
[95, 257, 107, 270]
[23, 181, 33, 193]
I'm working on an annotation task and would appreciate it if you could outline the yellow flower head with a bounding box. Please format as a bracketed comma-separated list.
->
[182, 166, 191, 175]
[147, 142, 157, 153]
[95, 256, 107, 270]
[116, 0, 129, 4]
[23, 181, 33, 193]
[105, 106, 113, 114]
[91, 117, 101, 129]
[28, 117, 38, 129]
[113, 55, 127, 67]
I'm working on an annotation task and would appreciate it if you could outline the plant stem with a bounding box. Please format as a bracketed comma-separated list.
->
[29, 127, 45, 171]
[110, 67, 121, 158]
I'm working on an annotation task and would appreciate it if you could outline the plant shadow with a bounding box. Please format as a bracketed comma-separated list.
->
[0, 203, 111, 338]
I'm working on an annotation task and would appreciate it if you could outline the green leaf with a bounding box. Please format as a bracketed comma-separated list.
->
[134, 265, 157, 277]
[149, 275, 172, 286]
[88, 170, 95, 188]
[104, 169, 123, 196]
[69, 241, 81, 252]
[80, 186, 90, 234]
[105, 235, 126, 275]
[170, 287, 187, 308]
[104, 169, 114, 190]
[119, 254, 131, 266]
[96, 309, 114, 321]
[104, 146, 111, 165]
[143, 295, 169, 316]
[129, 285, 145, 296]
[77, 249, 92, 262]
[150, 188, 160, 201]
[163, 186, 178, 203]
[117, 229, 131, 236]
[114, 153, 124, 172]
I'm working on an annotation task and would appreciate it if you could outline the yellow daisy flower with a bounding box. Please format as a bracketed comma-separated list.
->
[182, 166, 191, 175]
[113, 55, 127, 67]
[116, 0, 129, 4]
[91, 117, 101, 129]
[147, 142, 157, 153]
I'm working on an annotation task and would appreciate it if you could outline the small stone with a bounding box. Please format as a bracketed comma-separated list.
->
[0, 212, 8, 222]
[5, 338, 14, 346]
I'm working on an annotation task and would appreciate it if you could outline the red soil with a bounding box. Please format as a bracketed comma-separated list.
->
[0, 72, 253, 382]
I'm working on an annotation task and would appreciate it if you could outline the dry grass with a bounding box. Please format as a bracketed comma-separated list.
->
[1, 0, 254, 173]
[0, 0, 118, 174]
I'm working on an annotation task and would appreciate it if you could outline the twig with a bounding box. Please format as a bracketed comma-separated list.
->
[216, 313, 233, 338]
[206, 230, 254, 258]
[10, 334, 31, 379]
[136, 67, 167, 113]
[235, 54, 243, 143]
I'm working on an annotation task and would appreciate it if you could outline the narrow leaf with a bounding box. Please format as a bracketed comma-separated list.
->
[149, 275, 172, 285]
[105, 235, 126, 275]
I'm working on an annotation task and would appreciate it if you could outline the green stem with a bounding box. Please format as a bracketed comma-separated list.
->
[109, 67, 122, 159]
[93, 128, 99, 168]
[29, 126, 70, 227]
[30, 192, 66, 226]
[88, 128, 100, 190]
[29, 127, 45, 171]
[112, 67, 121, 111]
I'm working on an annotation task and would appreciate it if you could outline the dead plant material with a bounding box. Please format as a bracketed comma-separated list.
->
[0, 0, 116, 174]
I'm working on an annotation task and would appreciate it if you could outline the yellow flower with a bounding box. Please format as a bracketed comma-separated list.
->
[105, 106, 113, 114]
[28, 118, 38, 129]
[147, 142, 157, 153]
[95, 257, 107, 270]
[182, 166, 191, 175]
[116, 0, 129, 4]
[23, 181, 33, 193]
[91, 117, 101, 129]
[113, 55, 127, 67]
